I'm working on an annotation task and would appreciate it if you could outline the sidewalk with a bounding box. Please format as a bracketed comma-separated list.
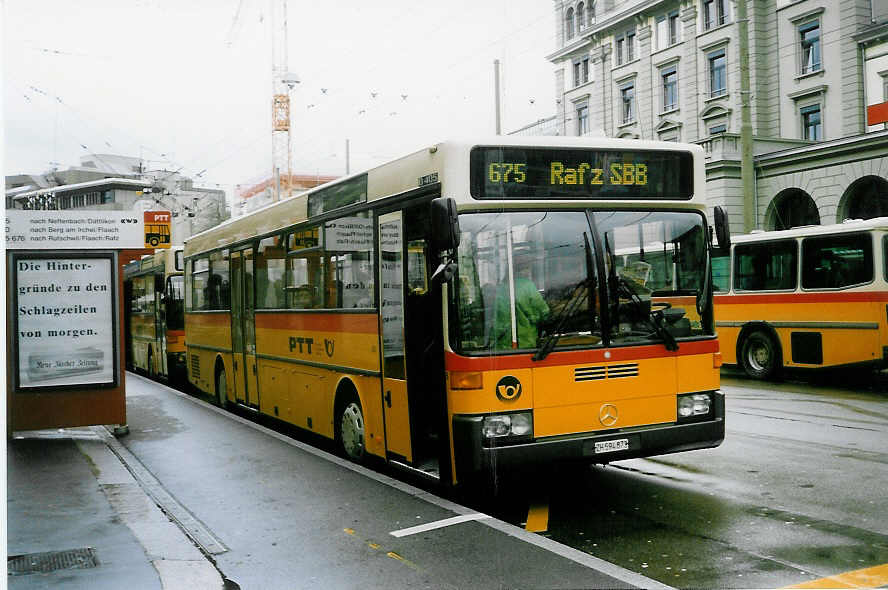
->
[7, 427, 223, 590]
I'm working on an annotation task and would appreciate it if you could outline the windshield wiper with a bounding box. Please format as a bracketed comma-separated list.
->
[616, 275, 679, 352]
[533, 233, 596, 361]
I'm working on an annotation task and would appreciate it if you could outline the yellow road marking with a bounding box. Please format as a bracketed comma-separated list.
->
[368, 542, 381, 550]
[343, 528, 355, 535]
[525, 503, 549, 533]
[784, 563, 888, 589]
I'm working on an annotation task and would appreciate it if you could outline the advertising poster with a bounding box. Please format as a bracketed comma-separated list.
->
[15, 255, 117, 389]
[380, 219, 404, 357]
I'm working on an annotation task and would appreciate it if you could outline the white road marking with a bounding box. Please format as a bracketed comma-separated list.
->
[389, 513, 491, 537]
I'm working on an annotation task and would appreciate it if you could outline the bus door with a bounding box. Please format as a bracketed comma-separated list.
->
[231, 248, 260, 409]
[404, 204, 446, 479]
[154, 273, 167, 377]
[378, 212, 413, 462]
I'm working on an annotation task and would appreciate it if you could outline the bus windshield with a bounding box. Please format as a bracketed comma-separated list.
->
[452, 209, 711, 354]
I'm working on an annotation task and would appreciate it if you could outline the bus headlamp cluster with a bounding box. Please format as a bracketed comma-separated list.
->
[677, 393, 712, 420]
[482, 412, 533, 440]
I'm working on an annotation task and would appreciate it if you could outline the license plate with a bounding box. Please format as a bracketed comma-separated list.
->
[594, 438, 629, 454]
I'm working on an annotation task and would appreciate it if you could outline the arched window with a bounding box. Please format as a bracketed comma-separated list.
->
[566, 7, 575, 40]
[577, 3, 586, 31]
[767, 188, 819, 230]
[840, 175, 888, 221]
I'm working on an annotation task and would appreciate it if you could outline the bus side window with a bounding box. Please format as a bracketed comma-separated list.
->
[257, 236, 286, 309]
[192, 257, 210, 310]
[735, 241, 796, 291]
[208, 250, 230, 310]
[712, 252, 731, 292]
[802, 233, 872, 289]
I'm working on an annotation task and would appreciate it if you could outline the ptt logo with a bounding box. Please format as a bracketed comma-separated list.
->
[495, 375, 522, 402]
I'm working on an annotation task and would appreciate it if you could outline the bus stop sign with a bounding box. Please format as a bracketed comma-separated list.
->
[144, 210, 171, 248]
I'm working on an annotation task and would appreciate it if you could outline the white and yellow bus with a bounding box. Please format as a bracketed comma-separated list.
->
[124, 247, 186, 383]
[713, 217, 888, 379]
[184, 137, 727, 487]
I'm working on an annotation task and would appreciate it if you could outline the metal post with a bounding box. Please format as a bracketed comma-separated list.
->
[738, 0, 755, 232]
[494, 59, 502, 135]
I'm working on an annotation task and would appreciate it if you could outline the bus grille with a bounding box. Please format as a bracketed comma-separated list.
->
[191, 355, 200, 380]
[574, 363, 639, 382]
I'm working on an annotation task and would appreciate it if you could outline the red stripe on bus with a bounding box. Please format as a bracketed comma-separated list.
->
[445, 339, 719, 372]
[254, 312, 379, 334]
[714, 291, 888, 305]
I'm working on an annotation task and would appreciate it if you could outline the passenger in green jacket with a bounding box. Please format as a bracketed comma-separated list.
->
[494, 256, 549, 349]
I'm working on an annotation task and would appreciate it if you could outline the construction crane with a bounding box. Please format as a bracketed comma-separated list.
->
[271, 0, 298, 202]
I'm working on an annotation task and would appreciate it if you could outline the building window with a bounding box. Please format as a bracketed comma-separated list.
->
[801, 104, 822, 140]
[573, 56, 590, 87]
[662, 66, 678, 111]
[709, 123, 727, 134]
[799, 20, 821, 74]
[702, 0, 729, 30]
[669, 11, 680, 44]
[614, 29, 635, 65]
[577, 2, 586, 31]
[708, 48, 727, 97]
[620, 84, 635, 124]
[566, 7, 575, 40]
[577, 105, 589, 135]
[656, 11, 681, 49]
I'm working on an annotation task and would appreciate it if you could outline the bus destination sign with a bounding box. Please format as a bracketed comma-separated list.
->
[469, 146, 694, 200]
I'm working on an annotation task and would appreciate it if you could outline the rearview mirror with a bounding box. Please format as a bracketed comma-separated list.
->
[430, 197, 460, 252]
[714, 206, 731, 251]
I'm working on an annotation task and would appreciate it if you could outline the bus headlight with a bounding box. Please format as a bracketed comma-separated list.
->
[677, 393, 712, 421]
[482, 412, 533, 441]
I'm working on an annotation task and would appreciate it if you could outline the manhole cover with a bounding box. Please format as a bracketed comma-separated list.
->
[8, 547, 99, 575]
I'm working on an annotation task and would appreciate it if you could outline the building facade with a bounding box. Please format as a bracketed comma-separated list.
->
[545, 0, 888, 233]
[5, 154, 229, 244]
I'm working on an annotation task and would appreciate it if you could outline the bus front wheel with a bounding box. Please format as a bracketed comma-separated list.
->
[741, 330, 780, 380]
[337, 394, 366, 463]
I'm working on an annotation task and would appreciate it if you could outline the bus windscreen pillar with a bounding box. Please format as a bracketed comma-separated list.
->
[5, 209, 169, 433]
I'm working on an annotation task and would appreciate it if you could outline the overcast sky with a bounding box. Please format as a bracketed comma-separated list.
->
[3, 0, 557, 195]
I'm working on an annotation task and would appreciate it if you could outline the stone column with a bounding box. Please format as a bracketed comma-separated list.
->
[636, 23, 653, 139]
[681, 4, 700, 141]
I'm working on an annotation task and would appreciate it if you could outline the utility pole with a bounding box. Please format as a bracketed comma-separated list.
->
[345, 138, 350, 175]
[738, 0, 755, 232]
[494, 59, 502, 135]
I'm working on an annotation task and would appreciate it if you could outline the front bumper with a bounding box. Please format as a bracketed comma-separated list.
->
[453, 391, 725, 481]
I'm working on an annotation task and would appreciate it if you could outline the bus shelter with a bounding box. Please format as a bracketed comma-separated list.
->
[5, 209, 169, 433]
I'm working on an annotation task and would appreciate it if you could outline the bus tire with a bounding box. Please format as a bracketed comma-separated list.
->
[336, 390, 366, 464]
[215, 362, 228, 409]
[740, 329, 780, 380]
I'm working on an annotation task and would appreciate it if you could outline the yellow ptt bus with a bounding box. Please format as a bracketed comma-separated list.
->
[184, 137, 727, 487]
[713, 217, 888, 379]
[124, 247, 186, 382]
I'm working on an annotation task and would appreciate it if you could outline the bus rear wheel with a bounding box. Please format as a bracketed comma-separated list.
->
[741, 330, 780, 380]
[337, 395, 366, 463]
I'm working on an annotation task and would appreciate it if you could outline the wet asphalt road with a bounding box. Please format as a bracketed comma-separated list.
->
[123, 369, 888, 589]
[473, 369, 888, 588]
